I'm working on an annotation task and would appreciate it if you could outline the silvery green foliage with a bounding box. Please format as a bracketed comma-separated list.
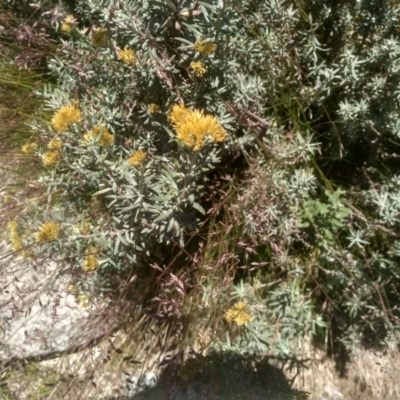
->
[211, 280, 327, 358]
[205, 0, 400, 354]
[217, 132, 330, 356]
[367, 175, 400, 227]
[233, 130, 319, 247]
[225, 0, 400, 166]
[299, 1, 400, 164]
[10, 0, 400, 357]
[25, 0, 269, 294]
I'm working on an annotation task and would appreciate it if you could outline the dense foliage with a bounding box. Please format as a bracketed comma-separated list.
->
[3, 0, 400, 376]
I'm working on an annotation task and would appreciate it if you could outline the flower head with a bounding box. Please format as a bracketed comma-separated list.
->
[61, 16, 75, 33]
[51, 104, 83, 131]
[194, 38, 217, 55]
[62, 24, 72, 33]
[34, 222, 61, 242]
[83, 247, 99, 272]
[68, 285, 77, 293]
[169, 104, 227, 151]
[190, 61, 207, 77]
[84, 125, 114, 147]
[8, 221, 18, 231]
[91, 27, 107, 47]
[148, 103, 160, 114]
[168, 104, 190, 126]
[118, 48, 136, 65]
[22, 142, 37, 155]
[8, 220, 22, 251]
[64, 15, 75, 25]
[42, 150, 61, 167]
[225, 302, 252, 326]
[78, 294, 90, 308]
[47, 139, 63, 150]
[128, 150, 147, 166]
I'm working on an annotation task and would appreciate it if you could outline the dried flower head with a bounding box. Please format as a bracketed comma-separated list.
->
[118, 48, 136, 65]
[22, 142, 38, 155]
[128, 150, 147, 166]
[84, 125, 114, 147]
[43, 150, 61, 167]
[83, 247, 99, 272]
[91, 27, 107, 46]
[148, 103, 160, 114]
[47, 139, 63, 149]
[194, 38, 217, 55]
[190, 61, 207, 77]
[196, 328, 211, 349]
[225, 302, 252, 326]
[78, 294, 90, 308]
[51, 104, 83, 131]
[169, 104, 227, 151]
[34, 221, 61, 242]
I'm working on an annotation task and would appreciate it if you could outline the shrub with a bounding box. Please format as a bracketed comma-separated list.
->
[4, 0, 400, 376]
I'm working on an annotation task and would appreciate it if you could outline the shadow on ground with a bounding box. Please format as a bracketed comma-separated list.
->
[123, 352, 307, 400]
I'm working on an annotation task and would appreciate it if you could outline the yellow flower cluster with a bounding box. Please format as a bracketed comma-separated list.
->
[8, 221, 34, 258]
[22, 142, 38, 155]
[78, 294, 90, 308]
[91, 27, 107, 47]
[34, 221, 61, 242]
[68, 284, 77, 293]
[51, 104, 83, 131]
[194, 38, 217, 55]
[190, 61, 207, 77]
[118, 48, 136, 65]
[83, 247, 99, 272]
[61, 15, 75, 33]
[84, 125, 114, 147]
[224, 302, 252, 326]
[169, 104, 227, 151]
[128, 150, 147, 166]
[8, 220, 22, 251]
[148, 103, 160, 114]
[47, 139, 63, 149]
[42, 150, 61, 167]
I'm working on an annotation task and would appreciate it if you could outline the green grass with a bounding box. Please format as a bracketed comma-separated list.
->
[0, 60, 52, 234]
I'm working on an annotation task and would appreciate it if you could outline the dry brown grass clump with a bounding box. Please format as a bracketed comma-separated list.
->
[291, 338, 400, 400]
